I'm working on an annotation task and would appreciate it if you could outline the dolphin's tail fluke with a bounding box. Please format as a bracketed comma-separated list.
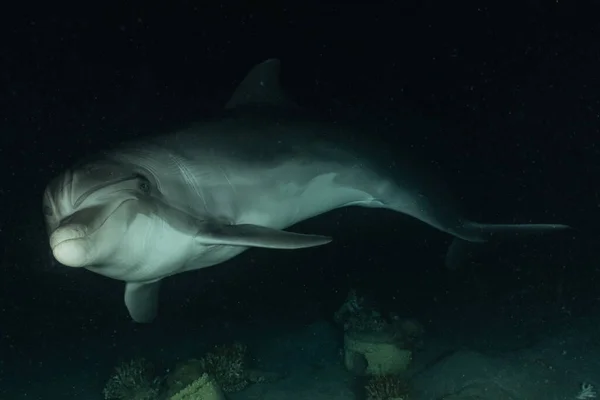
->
[445, 221, 572, 270]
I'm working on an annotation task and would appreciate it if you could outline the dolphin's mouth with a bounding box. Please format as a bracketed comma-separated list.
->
[50, 199, 136, 267]
[50, 224, 91, 267]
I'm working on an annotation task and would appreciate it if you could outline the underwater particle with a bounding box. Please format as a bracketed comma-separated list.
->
[102, 358, 160, 400]
[365, 374, 410, 400]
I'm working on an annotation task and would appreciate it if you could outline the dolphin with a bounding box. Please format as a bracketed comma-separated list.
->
[43, 59, 570, 322]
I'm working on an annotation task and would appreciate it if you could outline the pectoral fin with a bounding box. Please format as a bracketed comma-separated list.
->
[195, 222, 332, 249]
[124, 280, 162, 323]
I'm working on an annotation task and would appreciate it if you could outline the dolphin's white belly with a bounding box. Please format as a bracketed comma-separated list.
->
[235, 170, 379, 229]
[175, 170, 373, 274]
[86, 211, 197, 282]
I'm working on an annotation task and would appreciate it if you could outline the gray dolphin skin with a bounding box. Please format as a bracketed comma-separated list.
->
[43, 59, 570, 323]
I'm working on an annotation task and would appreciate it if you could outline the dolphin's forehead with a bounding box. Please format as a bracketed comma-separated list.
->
[44, 168, 73, 209]
[46, 162, 137, 210]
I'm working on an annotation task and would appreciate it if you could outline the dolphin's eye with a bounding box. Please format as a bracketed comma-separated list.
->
[42, 205, 53, 217]
[138, 179, 151, 194]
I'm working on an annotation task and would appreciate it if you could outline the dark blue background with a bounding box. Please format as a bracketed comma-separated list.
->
[0, 0, 598, 383]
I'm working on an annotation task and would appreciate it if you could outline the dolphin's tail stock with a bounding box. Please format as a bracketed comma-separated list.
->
[445, 221, 572, 270]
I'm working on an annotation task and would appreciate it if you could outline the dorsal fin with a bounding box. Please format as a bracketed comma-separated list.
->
[225, 58, 299, 110]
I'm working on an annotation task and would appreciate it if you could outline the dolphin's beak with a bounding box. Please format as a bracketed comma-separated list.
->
[49, 200, 137, 268]
[49, 224, 91, 267]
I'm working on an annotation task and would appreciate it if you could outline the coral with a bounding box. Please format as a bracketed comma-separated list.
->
[197, 342, 249, 393]
[578, 383, 597, 400]
[365, 374, 410, 400]
[334, 289, 391, 333]
[165, 359, 205, 397]
[389, 314, 425, 350]
[163, 342, 250, 396]
[344, 331, 413, 375]
[334, 290, 426, 350]
[168, 373, 225, 400]
[345, 310, 389, 333]
[334, 289, 364, 325]
[102, 358, 160, 400]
